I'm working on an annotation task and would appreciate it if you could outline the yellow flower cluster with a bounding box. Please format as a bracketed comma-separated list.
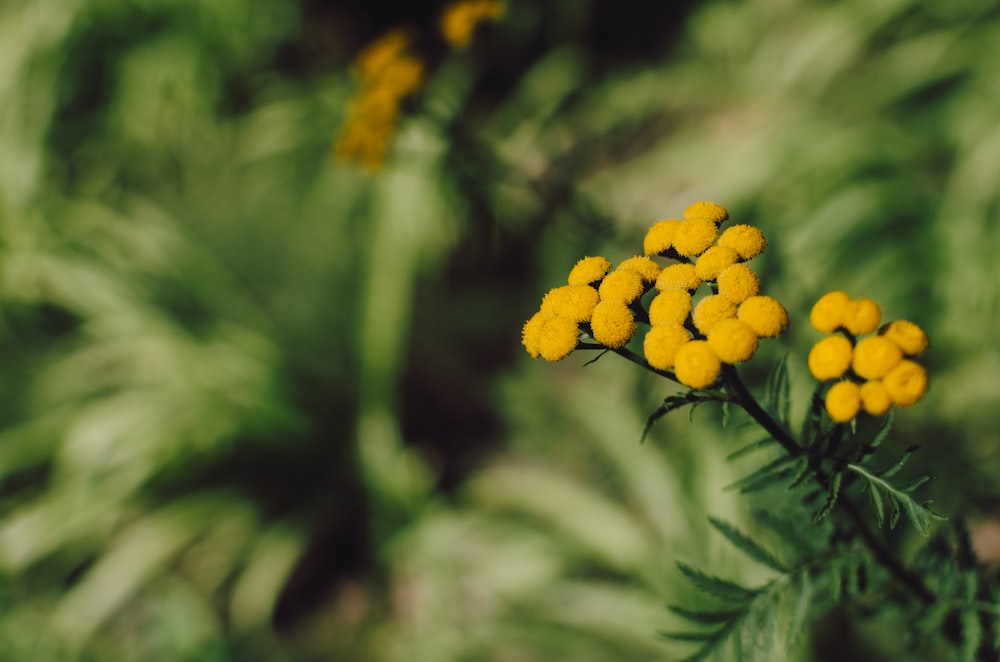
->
[440, 0, 505, 49]
[521, 202, 788, 391]
[335, 29, 426, 170]
[807, 292, 930, 422]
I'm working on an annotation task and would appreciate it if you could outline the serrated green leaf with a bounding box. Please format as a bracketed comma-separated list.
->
[709, 517, 788, 573]
[667, 605, 743, 625]
[787, 456, 813, 490]
[865, 409, 894, 452]
[903, 475, 932, 493]
[848, 463, 946, 535]
[813, 471, 842, 522]
[765, 353, 791, 427]
[677, 561, 758, 603]
[640, 403, 670, 444]
[787, 572, 812, 648]
[878, 444, 920, 478]
[658, 629, 719, 642]
[727, 437, 777, 461]
[725, 455, 799, 493]
[801, 384, 826, 447]
[867, 477, 886, 528]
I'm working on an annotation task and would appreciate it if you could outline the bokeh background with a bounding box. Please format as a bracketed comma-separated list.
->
[1, 0, 999, 659]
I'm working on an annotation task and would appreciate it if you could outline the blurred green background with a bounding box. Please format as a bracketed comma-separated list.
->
[1, 0, 999, 659]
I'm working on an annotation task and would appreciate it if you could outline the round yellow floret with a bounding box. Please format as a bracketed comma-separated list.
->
[590, 301, 637, 348]
[674, 340, 722, 388]
[649, 290, 693, 326]
[737, 296, 788, 338]
[694, 245, 739, 281]
[672, 218, 718, 257]
[717, 264, 760, 305]
[842, 297, 881, 335]
[852, 336, 903, 380]
[883, 360, 928, 407]
[693, 295, 738, 335]
[598, 269, 645, 304]
[539, 285, 600, 322]
[643, 219, 682, 256]
[707, 318, 759, 364]
[537, 316, 579, 361]
[810, 291, 851, 332]
[880, 320, 929, 356]
[617, 255, 662, 283]
[655, 263, 702, 292]
[643, 324, 691, 370]
[860, 380, 892, 416]
[825, 381, 861, 423]
[683, 201, 729, 225]
[717, 224, 767, 260]
[808, 335, 853, 381]
[568, 255, 613, 286]
[521, 311, 549, 358]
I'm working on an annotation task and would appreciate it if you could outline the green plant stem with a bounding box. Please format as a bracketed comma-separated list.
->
[721, 366, 937, 606]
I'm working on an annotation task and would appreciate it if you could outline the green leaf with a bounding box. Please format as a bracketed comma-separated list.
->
[727, 437, 776, 461]
[801, 384, 826, 447]
[642, 390, 729, 442]
[848, 463, 947, 535]
[676, 561, 759, 603]
[667, 605, 744, 625]
[725, 455, 800, 493]
[813, 471, 842, 522]
[865, 409, 894, 452]
[709, 517, 788, 573]
[658, 630, 719, 643]
[878, 444, 919, 478]
[765, 353, 791, 427]
[961, 607, 983, 662]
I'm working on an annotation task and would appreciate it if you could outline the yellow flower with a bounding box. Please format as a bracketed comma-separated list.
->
[683, 201, 729, 225]
[842, 297, 881, 335]
[590, 301, 636, 348]
[655, 263, 701, 292]
[825, 381, 861, 422]
[672, 218, 718, 257]
[377, 55, 425, 97]
[694, 246, 739, 281]
[860, 380, 892, 416]
[707, 318, 759, 364]
[852, 336, 903, 380]
[537, 316, 580, 361]
[598, 269, 645, 304]
[440, 0, 505, 49]
[810, 291, 851, 332]
[674, 340, 722, 388]
[618, 255, 663, 283]
[880, 320, 929, 356]
[643, 219, 682, 256]
[353, 29, 411, 81]
[539, 285, 600, 322]
[643, 324, 691, 370]
[883, 360, 928, 406]
[693, 295, 738, 335]
[717, 263, 760, 305]
[737, 296, 788, 338]
[649, 290, 693, 326]
[717, 224, 767, 260]
[521, 311, 550, 358]
[808, 335, 853, 381]
[568, 255, 612, 286]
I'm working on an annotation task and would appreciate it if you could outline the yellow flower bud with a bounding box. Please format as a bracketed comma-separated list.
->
[649, 290, 693, 326]
[860, 380, 892, 416]
[737, 296, 788, 338]
[590, 301, 637, 348]
[693, 295, 737, 335]
[598, 269, 645, 304]
[537, 316, 579, 361]
[694, 245, 740, 281]
[643, 219, 682, 256]
[717, 224, 767, 260]
[717, 264, 760, 305]
[842, 297, 881, 335]
[568, 255, 612, 286]
[810, 291, 851, 332]
[880, 320, 929, 356]
[825, 381, 861, 422]
[808, 335, 853, 381]
[852, 336, 903, 380]
[643, 323, 691, 370]
[540, 285, 600, 322]
[674, 340, 722, 388]
[655, 263, 701, 292]
[883, 360, 928, 406]
[682, 200, 729, 225]
[707, 318, 759, 364]
[672, 218, 718, 257]
[617, 255, 662, 283]
[521, 311, 549, 358]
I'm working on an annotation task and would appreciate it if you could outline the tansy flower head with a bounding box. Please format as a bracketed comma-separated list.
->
[521, 311, 549, 358]
[808, 335, 853, 381]
[693, 295, 738, 335]
[860, 380, 892, 416]
[707, 318, 759, 364]
[539, 285, 599, 322]
[883, 360, 928, 406]
[656, 263, 701, 292]
[649, 290, 693, 326]
[598, 269, 645, 304]
[810, 291, 851, 332]
[880, 320, 929, 356]
[842, 297, 881, 335]
[353, 29, 411, 81]
[683, 201, 729, 225]
[618, 255, 662, 283]
[674, 340, 722, 388]
[717, 263, 760, 304]
[440, 0, 505, 49]
[695, 245, 740, 281]
[717, 224, 768, 260]
[825, 381, 861, 423]
[537, 316, 579, 362]
[672, 218, 718, 257]
[852, 336, 903, 380]
[644, 219, 682, 256]
[590, 301, 637, 348]
[737, 296, 788, 338]
[568, 256, 612, 286]
[643, 324, 691, 370]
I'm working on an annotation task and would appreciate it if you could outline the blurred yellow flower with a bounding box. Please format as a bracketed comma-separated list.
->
[883, 360, 928, 406]
[808, 334, 853, 381]
[880, 320, 929, 356]
[860, 380, 892, 416]
[842, 297, 881, 335]
[810, 290, 851, 332]
[683, 200, 729, 225]
[440, 0, 505, 49]
[825, 381, 861, 422]
[852, 336, 903, 380]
